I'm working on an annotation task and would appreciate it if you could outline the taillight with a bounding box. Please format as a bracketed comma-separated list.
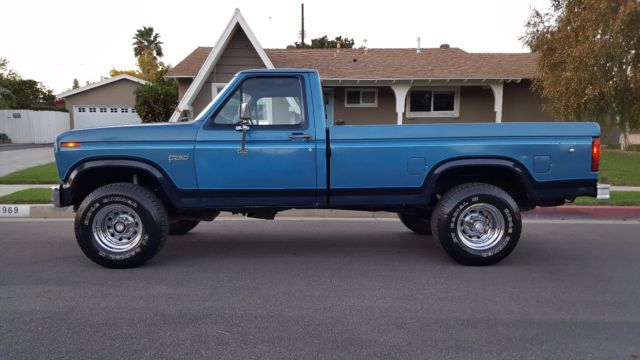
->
[591, 137, 601, 172]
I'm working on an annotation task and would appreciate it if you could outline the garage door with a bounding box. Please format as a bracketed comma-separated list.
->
[73, 106, 142, 129]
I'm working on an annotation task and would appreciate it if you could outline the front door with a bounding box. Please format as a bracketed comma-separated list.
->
[322, 88, 334, 125]
[195, 75, 318, 207]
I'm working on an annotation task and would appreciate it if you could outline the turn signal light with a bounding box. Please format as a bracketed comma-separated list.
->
[60, 142, 81, 148]
[591, 137, 600, 172]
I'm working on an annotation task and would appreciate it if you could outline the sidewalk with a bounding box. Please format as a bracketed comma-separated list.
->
[0, 184, 56, 197]
[611, 185, 640, 192]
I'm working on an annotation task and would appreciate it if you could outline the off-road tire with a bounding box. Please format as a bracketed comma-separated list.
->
[74, 182, 169, 268]
[169, 219, 200, 235]
[398, 211, 432, 235]
[431, 183, 521, 266]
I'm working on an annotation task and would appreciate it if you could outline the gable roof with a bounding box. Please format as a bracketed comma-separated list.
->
[169, 9, 272, 122]
[167, 47, 538, 80]
[57, 74, 148, 98]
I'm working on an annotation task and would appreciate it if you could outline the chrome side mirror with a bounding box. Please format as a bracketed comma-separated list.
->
[236, 102, 250, 155]
[240, 102, 250, 122]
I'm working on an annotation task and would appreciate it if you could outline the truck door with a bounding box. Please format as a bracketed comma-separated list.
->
[194, 75, 318, 207]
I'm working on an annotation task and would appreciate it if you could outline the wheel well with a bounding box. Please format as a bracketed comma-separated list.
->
[69, 167, 170, 210]
[432, 166, 532, 208]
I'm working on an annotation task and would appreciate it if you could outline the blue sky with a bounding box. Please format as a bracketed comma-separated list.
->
[0, 0, 551, 94]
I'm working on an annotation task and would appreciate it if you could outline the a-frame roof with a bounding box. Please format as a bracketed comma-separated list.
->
[169, 9, 273, 122]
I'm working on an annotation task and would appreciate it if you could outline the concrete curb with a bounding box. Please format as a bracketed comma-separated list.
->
[2, 204, 640, 219]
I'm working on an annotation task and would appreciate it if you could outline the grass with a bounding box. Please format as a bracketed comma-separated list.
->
[600, 150, 640, 186]
[573, 191, 640, 206]
[0, 163, 59, 184]
[0, 188, 52, 204]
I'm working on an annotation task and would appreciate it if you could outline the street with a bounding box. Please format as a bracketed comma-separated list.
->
[1, 216, 639, 359]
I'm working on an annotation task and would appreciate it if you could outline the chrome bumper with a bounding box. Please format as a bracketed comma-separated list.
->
[597, 184, 610, 200]
[51, 185, 61, 207]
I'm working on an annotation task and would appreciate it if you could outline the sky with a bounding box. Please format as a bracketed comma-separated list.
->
[0, 0, 551, 94]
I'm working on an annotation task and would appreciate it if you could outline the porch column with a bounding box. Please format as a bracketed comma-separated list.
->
[490, 84, 503, 123]
[391, 84, 411, 125]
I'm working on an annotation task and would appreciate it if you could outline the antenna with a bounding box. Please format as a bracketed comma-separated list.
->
[300, 3, 305, 48]
[364, 39, 368, 54]
[416, 36, 421, 53]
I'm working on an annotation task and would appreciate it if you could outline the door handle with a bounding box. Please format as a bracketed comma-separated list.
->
[288, 133, 312, 141]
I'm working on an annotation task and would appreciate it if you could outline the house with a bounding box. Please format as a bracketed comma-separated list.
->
[166, 9, 553, 127]
[57, 74, 147, 129]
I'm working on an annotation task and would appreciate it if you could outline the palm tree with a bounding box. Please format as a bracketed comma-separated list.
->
[132, 26, 164, 59]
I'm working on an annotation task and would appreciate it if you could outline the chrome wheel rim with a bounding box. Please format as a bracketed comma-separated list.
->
[92, 204, 143, 253]
[456, 203, 505, 251]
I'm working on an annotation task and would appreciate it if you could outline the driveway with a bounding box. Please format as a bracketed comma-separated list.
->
[0, 145, 54, 177]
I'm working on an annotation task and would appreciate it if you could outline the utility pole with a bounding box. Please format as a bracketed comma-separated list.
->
[301, 3, 305, 48]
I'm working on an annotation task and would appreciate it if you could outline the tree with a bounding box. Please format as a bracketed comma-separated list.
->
[113, 27, 169, 82]
[132, 26, 164, 59]
[72, 79, 80, 89]
[134, 77, 178, 123]
[292, 35, 356, 49]
[0, 58, 58, 110]
[523, 0, 640, 150]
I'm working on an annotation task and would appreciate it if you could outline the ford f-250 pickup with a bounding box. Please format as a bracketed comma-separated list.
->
[52, 69, 609, 268]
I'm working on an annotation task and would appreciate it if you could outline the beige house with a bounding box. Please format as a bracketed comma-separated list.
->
[166, 10, 553, 126]
[57, 74, 147, 129]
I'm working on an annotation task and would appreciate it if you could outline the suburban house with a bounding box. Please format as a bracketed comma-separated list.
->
[57, 74, 147, 129]
[166, 9, 553, 128]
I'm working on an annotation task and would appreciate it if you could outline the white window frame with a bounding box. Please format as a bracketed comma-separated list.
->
[344, 88, 378, 108]
[406, 87, 460, 118]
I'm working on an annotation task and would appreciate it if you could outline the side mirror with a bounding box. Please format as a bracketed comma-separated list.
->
[236, 102, 251, 155]
[240, 102, 250, 122]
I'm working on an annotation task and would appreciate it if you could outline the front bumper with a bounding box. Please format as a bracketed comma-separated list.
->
[51, 184, 72, 207]
[597, 184, 611, 200]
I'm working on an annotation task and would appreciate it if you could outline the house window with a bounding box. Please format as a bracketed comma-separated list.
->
[121, 108, 128, 113]
[406, 88, 459, 118]
[110, 108, 117, 113]
[131, 108, 136, 113]
[78, 107, 86, 113]
[99, 108, 107, 113]
[89, 107, 96, 113]
[344, 88, 378, 107]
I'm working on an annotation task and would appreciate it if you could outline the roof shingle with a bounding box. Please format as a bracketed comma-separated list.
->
[166, 47, 538, 80]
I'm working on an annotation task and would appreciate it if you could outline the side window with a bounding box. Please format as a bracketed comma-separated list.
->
[212, 77, 304, 127]
[212, 89, 241, 125]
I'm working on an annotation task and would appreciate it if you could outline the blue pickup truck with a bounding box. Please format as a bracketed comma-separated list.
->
[53, 69, 609, 268]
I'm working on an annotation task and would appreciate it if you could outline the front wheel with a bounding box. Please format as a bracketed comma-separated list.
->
[431, 183, 521, 266]
[74, 182, 169, 268]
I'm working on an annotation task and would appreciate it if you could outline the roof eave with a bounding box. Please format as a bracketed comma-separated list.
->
[56, 74, 148, 98]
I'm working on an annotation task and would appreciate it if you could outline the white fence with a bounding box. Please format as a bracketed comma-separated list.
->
[0, 110, 70, 144]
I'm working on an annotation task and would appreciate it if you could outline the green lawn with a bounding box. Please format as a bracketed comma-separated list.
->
[573, 191, 640, 206]
[600, 150, 640, 186]
[0, 163, 59, 184]
[0, 188, 52, 204]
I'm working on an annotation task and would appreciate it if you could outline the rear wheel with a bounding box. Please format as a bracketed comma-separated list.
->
[74, 182, 169, 268]
[431, 183, 521, 266]
[398, 211, 432, 235]
[169, 219, 200, 235]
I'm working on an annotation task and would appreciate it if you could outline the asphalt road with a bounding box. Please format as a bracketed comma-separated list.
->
[1, 216, 639, 360]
